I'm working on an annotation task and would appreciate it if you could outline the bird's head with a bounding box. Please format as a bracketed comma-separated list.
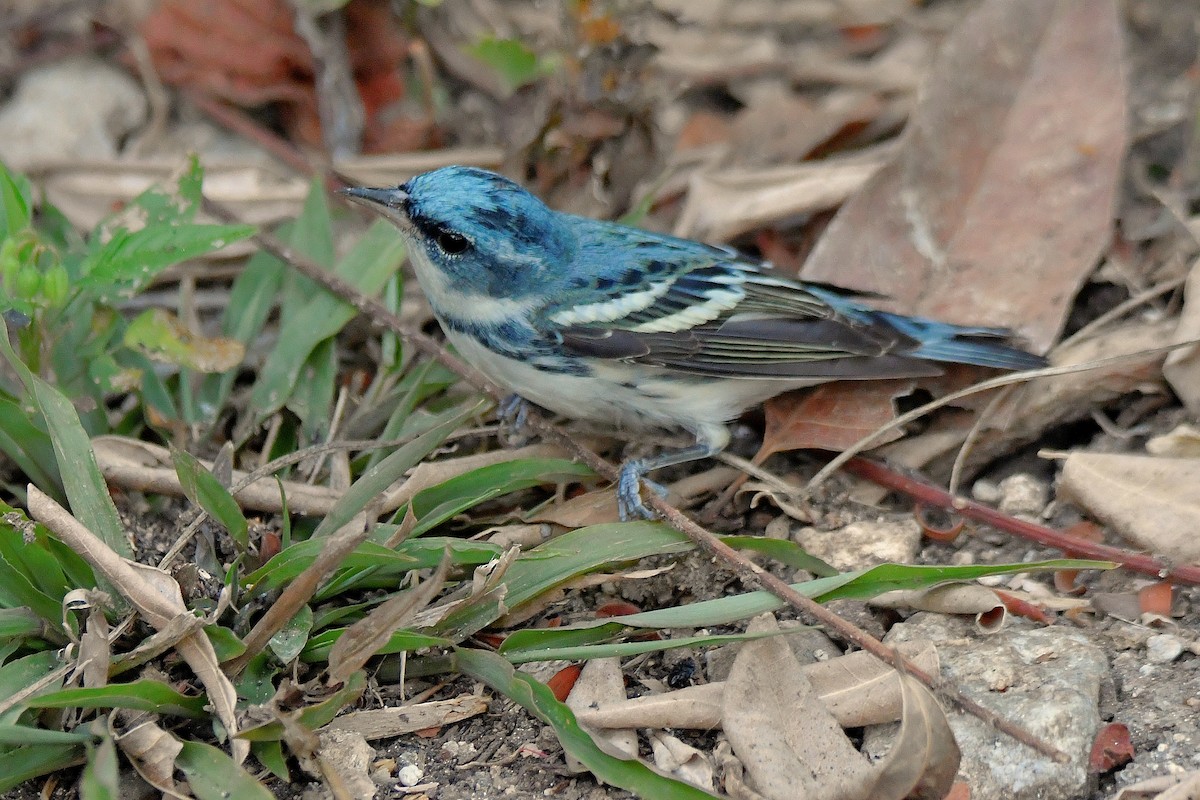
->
[341, 166, 576, 300]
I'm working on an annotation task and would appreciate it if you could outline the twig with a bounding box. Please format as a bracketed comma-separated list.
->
[206, 198, 1070, 762]
[843, 457, 1200, 587]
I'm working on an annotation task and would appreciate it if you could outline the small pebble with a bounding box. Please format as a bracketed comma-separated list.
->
[972, 479, 1002, 504]
[398, 764, 424, 787]
[1146, 633, 1184, 664]
[997, 474, 1048, 516]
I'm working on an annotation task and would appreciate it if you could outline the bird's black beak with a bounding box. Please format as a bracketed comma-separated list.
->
[340, 186, 412, 230]
[339, 186, 406, 208]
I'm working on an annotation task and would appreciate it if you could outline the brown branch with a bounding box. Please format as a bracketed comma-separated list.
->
[843, 457, 1200, 587]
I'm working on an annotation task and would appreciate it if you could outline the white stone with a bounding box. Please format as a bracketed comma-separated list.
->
[0, 57, 146, 169]
[397, 764, 424, 786]
[1146, 633, 1184, 664]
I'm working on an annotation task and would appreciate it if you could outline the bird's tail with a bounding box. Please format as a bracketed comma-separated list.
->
[880, 313, 1048, 371]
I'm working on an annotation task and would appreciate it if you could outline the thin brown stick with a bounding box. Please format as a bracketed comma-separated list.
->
[844, 457, 1200, 587]
[206, 199, 1069, 762]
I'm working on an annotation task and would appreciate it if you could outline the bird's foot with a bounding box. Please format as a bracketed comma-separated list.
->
[497, 394, 531, 445]
[617, 459, 669, 521]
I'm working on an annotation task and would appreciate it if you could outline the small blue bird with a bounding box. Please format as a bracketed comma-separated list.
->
[343, 167, 1045, 520]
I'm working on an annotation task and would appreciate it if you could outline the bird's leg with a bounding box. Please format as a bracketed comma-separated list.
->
[617, 441, 722, 521]
[497, 393, 532, 445]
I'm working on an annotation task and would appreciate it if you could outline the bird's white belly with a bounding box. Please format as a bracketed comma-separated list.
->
[446, 328, 814, 445]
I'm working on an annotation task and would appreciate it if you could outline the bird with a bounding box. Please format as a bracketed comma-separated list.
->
[341, 166, 1046, 520]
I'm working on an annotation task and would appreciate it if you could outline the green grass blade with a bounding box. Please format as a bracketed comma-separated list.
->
[457, 649, 718, 798]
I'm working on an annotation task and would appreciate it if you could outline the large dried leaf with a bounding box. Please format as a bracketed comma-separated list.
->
[1059, 453, 1200, 566]
[866, 676, 961, 800]
[759, 380, 913, 457]
[801, 0, 1127, 352]
[723, 614, 875, 799]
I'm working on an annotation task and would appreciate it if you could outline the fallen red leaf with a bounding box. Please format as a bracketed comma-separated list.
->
[1089, 722, 1134, 773]
[546, 665, 583, 702]
[994, 590, 1055, 625]
[596, 601, 641, 618]
[1138, 582, 1174, 617]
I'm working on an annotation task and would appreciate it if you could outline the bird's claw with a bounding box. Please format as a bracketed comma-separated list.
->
[497, 394, 531, 445]
[617, 460, 668, 521]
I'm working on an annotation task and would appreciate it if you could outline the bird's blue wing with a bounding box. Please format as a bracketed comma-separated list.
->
[539, 229, 937, 379]
[541, 223, 1044, 378]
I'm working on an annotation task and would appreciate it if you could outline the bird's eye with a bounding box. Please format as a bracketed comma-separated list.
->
[434, 229, 470, 255]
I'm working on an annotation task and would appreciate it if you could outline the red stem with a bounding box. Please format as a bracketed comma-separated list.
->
[844, 457, 1200, 586]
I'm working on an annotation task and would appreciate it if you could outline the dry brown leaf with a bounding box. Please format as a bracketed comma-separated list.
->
[565, 658, 638, 774]
[93, 435, 340, 516]
[324, 696, 488, 740]
[1058, 453, 1200, 566]
[528, 487, 621, 528]
[574, 640, 938, 731]
[869, 584, 1006, 634]
[1146, 424, 1200, 458]
[675, 148, 889, 241]
[649, 733, 715, 791]
[801, 0, 1127, 353]
[759, 380, 914, 458]
[866, 675, 961, 800]
[314, 729, 377, 800]
[723, 614, 876, 800]
[27, 486, 247, 764]
[114, 713, 183, 795]
[1164, 258, 1200, 413]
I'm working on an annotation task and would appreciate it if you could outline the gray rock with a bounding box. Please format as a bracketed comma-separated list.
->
[1145, 633, 1184, 664]
[865, 614, 1107, 800]
[793, 517, 921, 571]
[0, 57, 146, 169]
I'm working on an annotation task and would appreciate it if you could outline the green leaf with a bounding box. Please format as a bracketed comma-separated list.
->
[0, 743, 83, 792]
[0, 396, 60, 497]
[0, 329, 128, 556]
[198, 247, 288, 418]
[251, 220, 403, 417]
[301, 628, 447, 663]
[501, 627, 796, 664]
[0, 607, 45, 641]
[465, 37, 553, 92]
[0, 650, 62, 719]
[268, 604, 313, 664]
[203, 624, 247, 664]
[79, 222, 254, 300]
[720, 535, 837, 576]
[28, 680, 209, 719]
[236, 671, 365, 742]
[457, 649, 717, 798]
[175, 740, 276, 800]
[0, 159, 33, 240]
[408, 457, 595, 537]
[577, 559, 1116, 631]
[432, 522, 692, 642]
[311, 402, 480, 540]
[79, 734, 119, 800]
[171, 447, 248, 551]
[0, 724, 93, 746]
